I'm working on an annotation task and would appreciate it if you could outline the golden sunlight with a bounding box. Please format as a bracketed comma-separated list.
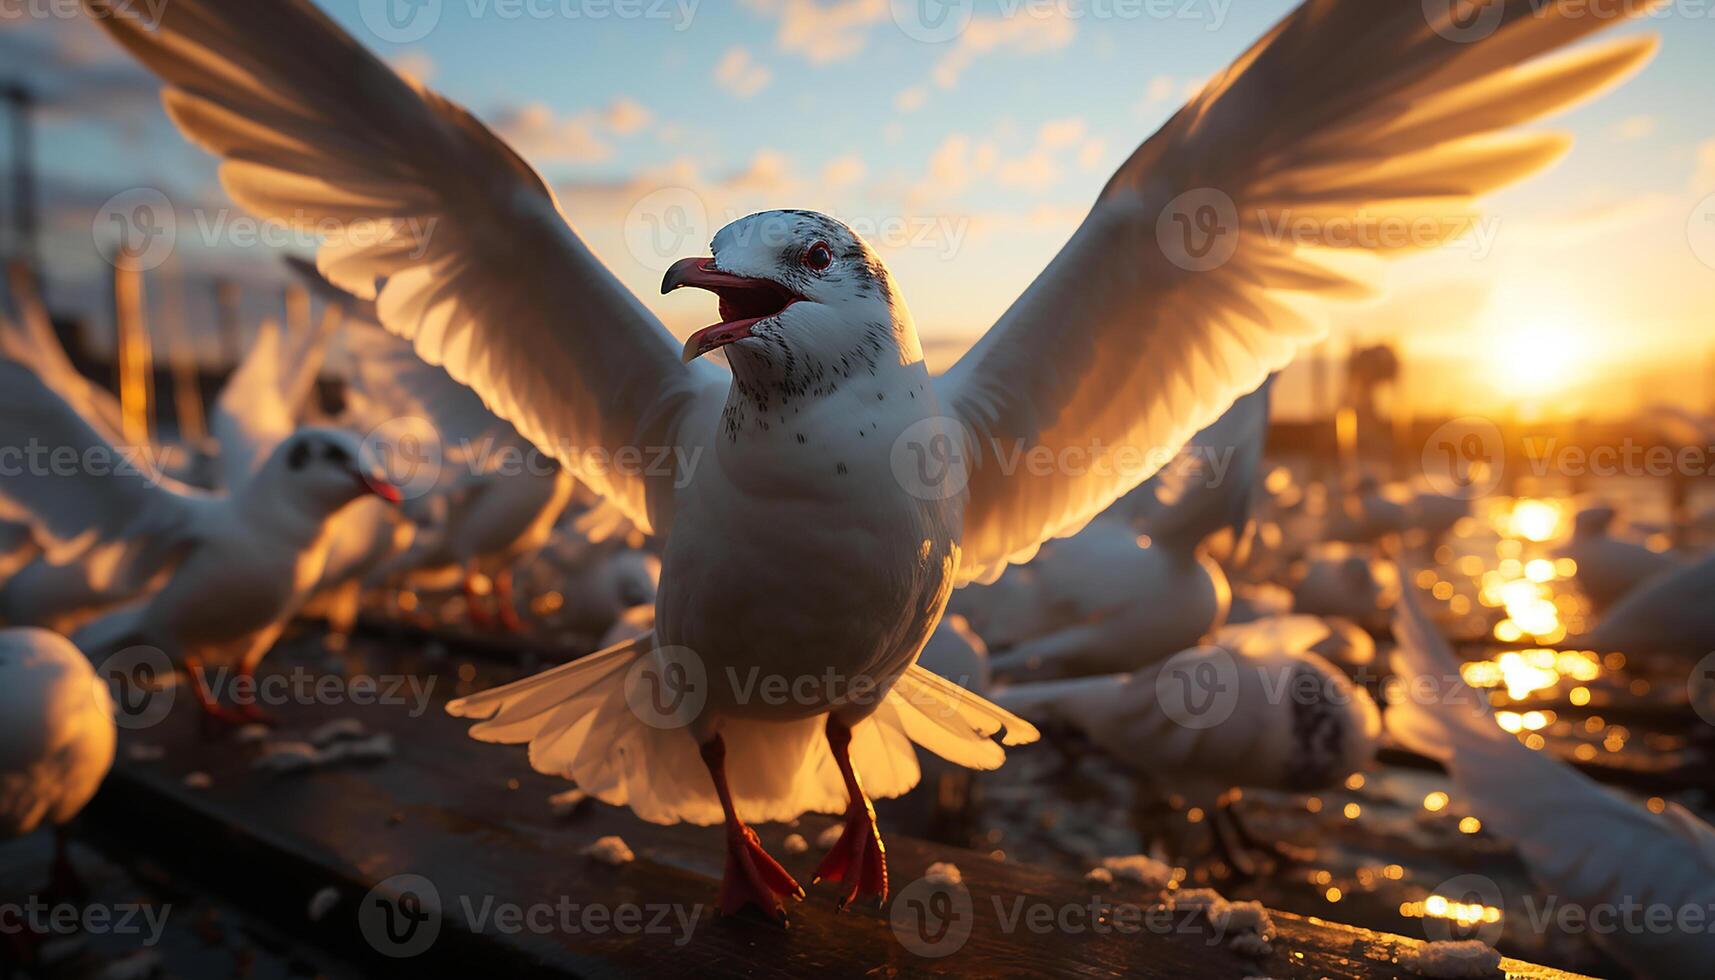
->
[1480, 287, 1600, 403]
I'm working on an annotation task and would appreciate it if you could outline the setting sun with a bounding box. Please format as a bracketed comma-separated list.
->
[1481, 287, 1601, 403]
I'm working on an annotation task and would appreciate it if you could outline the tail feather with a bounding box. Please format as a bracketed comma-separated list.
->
[894, 663, 1039, 746]
[447, 632, 642, 722]
[449, 644, 1037, 826]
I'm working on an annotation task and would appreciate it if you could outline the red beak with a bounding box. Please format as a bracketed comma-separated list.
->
[662, 257, 801, 363]
[360, 472, 403, 504]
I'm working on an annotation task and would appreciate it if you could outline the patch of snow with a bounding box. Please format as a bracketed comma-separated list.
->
[1399, 940, 1502, 978]
[583, 835, 635, 865]
[924, 862, 962, 885]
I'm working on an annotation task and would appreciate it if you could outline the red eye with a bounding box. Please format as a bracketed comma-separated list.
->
[804, 241, 833, 271]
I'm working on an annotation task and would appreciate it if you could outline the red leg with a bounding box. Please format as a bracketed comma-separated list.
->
[463, 569, 495, 630]
[186, 655, 248, 735]
[234, 658, 275, 726]
[700, 735, 803, 924]
[494, 567, 525, 633]
[812, 715, 889, 909]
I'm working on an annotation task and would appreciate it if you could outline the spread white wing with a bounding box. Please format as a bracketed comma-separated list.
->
[937, 0, 1657, 584]
[1, 266, 126, 444]
[87, 0, 724, 538]
[342, 320, 522, 475]
[1118, 376, 1273, 548]
[0, 359, 216, 592]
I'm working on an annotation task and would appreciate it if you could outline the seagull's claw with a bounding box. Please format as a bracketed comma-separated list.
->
[813, 805, 888, 910]
[719, 824, 803, 926]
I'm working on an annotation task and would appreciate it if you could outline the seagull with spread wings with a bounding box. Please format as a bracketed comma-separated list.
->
[86, 0, 1657, 920]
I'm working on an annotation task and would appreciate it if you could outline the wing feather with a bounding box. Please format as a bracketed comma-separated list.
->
[85, 0, 722, 536]
[0, 359, 211, 592]
[937, 0, 1657, 584]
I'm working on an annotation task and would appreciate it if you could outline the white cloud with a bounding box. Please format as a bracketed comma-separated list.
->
[1077, 138, 1107, 172]
[491, 103, 611, 163]
[1037, 118, 1086, 150]
[996, 151, 1059, 190]
[603, 97, 653, 136]
[714, 47, 773, 98]
[1611, 115, 1657, 143]
[1695, 139, 1715, 193]
[1145, 74, 1178, 105]
[932, 8, 1075, 90]
[741, 0, 889, 64]
[821, 154, 867, 190]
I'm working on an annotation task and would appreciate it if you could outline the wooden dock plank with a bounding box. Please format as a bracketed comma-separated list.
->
[80, 632, 1592, 979]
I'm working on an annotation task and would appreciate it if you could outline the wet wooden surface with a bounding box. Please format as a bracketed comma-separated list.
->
[70, 630, 1593, 979]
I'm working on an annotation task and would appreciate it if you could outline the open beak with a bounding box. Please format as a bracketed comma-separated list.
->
[662, 257, 802, 363]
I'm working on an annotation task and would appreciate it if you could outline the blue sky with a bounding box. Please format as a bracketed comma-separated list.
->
[3, 0, 1714, 417]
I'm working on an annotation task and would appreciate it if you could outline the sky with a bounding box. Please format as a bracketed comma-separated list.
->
[2, 0, 1714, 420]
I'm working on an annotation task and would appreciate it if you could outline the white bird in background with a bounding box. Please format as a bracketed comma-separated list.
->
[0, 284, 336, 632]
[339, 317, 577, 631]
[959, 380, 1273, 680]
[1575, 548, 1715, 658]
[91, 0, 1656, 919]
[0, 628, 116, 890]
[521, 528, 660, 645]
[1391, 579, 1715, 980]
[1291, 543, 1400, 632]
[1553, 503, 1683, 613]
[297, 495, 416, 642]
[0, 358, 399, 726]
[1325, 474, 1409, 543]
[996, 615, 1379, 874]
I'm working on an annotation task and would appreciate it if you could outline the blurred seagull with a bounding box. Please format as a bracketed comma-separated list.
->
[521, 528, 660, 643]
[0, 302, 336, 632]
[1391, 579, 1715, 980]
[1576, 548, 1715, 658]
[0, 360, 399, 725]
[1553, 503, 1682, 613]
[340, 315, 577, 631]
[996, 615, 1379, 875]
[1292, 543, 1400, 632]
[90, 0, 1656, 919]
[0, 629, 115, 903]
[962, 380, 1272, 680]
